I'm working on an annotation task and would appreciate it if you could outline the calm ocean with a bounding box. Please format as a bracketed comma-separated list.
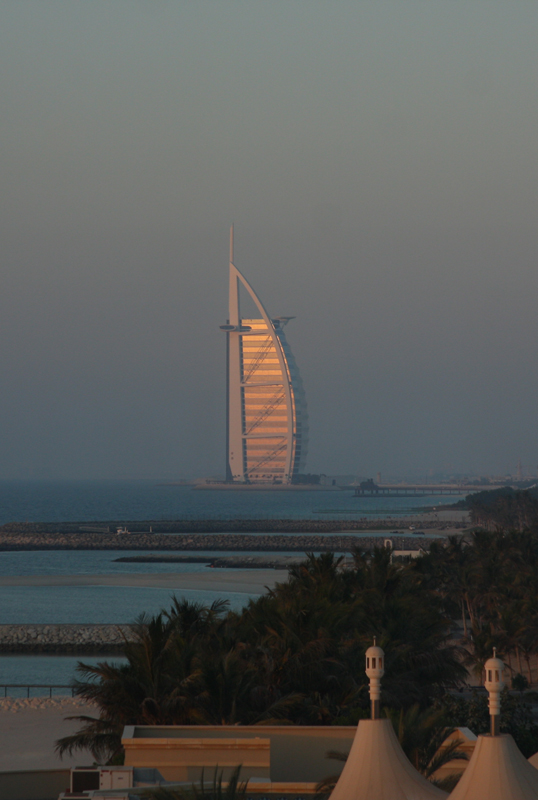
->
[0, 481, 464, 689]
[0, 479, 461, 524]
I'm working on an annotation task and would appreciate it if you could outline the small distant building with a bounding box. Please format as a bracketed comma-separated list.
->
[384, 539, 426, 560]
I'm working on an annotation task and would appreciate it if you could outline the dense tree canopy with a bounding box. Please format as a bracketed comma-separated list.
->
[415, 530, 538, 682]
[465, 488, 538, 530]
[57, 549, 465, 763]
[58, 530, 538, 765]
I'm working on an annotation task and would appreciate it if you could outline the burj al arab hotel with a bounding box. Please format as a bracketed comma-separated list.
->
[220, 229, 308, 484]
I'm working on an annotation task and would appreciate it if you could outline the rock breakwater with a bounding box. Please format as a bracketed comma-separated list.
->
[0, 624, 134, 654]
[0, 696, 96, 711]
[0, 529, 443, 552]
[113, 554, 305, 568]
[0, 696, 97, 711]
[0, 518, 458, 535]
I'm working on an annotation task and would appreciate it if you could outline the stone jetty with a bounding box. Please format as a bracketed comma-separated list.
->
[0, 531, 440, 552]
[113, 554, 305, 568]
[0, 522, 451, 553]
[0, 518, 457, 536]
[0, 624, 133, 654]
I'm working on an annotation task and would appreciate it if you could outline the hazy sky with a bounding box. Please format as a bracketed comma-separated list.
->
[1, 1, 538, 480]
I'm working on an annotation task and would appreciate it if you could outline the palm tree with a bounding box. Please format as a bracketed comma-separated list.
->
[56, 606, 216, 763]
[57, 552, 470, 761]
[497, 603, 527, 677]
[164, 597, 230, 638]
[385, 704, 468, 782]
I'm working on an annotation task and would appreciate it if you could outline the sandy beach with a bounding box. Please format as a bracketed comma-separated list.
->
[0, 569, 282, 772]
[0, 699, 96, 771]
[0, 569, 287, 595]
[0, 570, 288, 768]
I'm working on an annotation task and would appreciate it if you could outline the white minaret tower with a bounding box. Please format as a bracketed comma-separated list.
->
[365, 638, 385, 720]
[328, 639, 447, 800]
[484, 647, 505, 737]
[449, 646, 538, 800]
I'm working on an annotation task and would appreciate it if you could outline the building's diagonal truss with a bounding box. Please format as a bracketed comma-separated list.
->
[244, 389, 285, 436]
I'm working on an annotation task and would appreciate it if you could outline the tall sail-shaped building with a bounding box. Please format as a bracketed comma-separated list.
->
[221, 229, 308, 484]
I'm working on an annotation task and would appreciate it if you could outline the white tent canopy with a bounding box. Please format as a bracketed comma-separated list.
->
[329, 718, 447, 800]
[448, 734, 538, 800]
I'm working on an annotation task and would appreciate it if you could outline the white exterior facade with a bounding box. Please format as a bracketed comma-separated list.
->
[222, 232, 308, 484]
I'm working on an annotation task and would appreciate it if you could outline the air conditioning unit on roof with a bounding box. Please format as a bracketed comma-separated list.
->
[69, 766, 133, 793]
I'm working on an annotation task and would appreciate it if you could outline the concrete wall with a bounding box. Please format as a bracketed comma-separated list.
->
[0, 769, 70, 800]
[123, 735, 270, 783]
[123, 725, 356, 784]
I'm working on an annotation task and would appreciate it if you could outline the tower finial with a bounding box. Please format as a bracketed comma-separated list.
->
[485, 647, 504, 736]
[230, 224, 234, 264]
[365, 639, 384, 720]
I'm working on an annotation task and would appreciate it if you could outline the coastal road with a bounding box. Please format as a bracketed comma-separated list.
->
[0, 569, 288, 594]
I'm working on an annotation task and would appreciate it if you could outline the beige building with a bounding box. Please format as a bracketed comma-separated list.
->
[122, 724, 354, 785]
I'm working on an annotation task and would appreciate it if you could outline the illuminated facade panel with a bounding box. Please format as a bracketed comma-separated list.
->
[221, 229, 308, 484]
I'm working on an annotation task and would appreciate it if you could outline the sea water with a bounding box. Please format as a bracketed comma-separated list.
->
[1, 547, 388, 627]
[0, 479, 464, 524]
[0, 550, 286, 625]
[0, 655, 127, 693]
[0, 481, 465, 687]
